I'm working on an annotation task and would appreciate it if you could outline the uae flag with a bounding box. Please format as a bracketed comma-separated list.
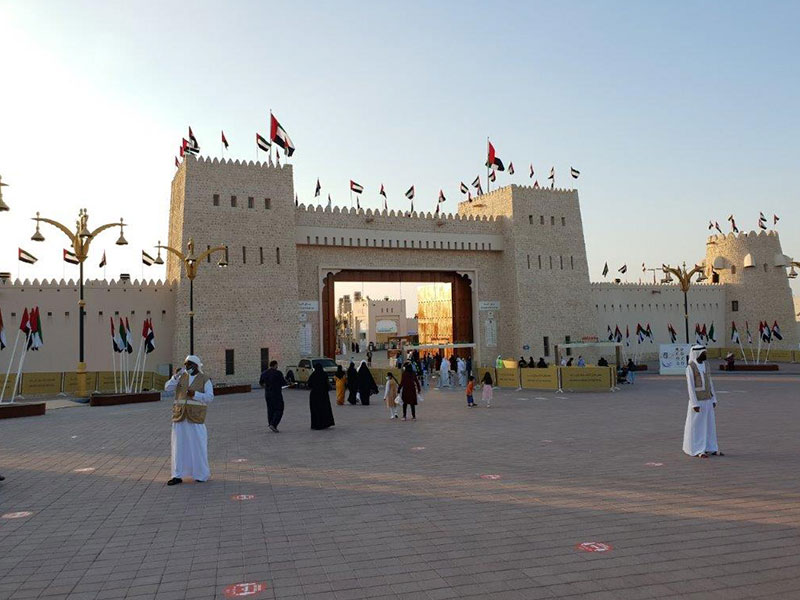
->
[745, 321, 753, 344]
[533, 180, 539, 188]
[221, 130, 229, 150]
[488, 169, 496, 182]
[548, 166, 555, 181]
[772, 321, 783, 341]
[460, 182, 469, 194]
[730, 218, 739, 233]
[700, 323, 708, 342]
[175, 157, 180, 168]
[614, 326, 623, 343]
[730, 321, 740, 344]
[182, 138, 198, 156]
[618, 264, 627, 274]
[18, 248, 37, 264]
[29, 306, 43, 350]
[0, 308, 6, 350]
[645, 323, 653, 342]
[486, 141, 505, 171]
[438, 189, 446, 204]
[625, 325, 631, 347]
[188, 127, 199, 151]
[714, 221, 722, 233]
[124, 318, 134, 353]
[142, 251, 155, 266]
[636, 323, 645, 343]
[508, 162, 515, 175]
[758, 219, 767, 230]
[707, 322, 716, 342]
[356, 197, 361, 210]
[256, 133, 271, 152]
[667, 323, 677, 343]
[295, 193, 299, 206]
[63, 249, 79, 265]
[379, 184, 386, 198]
[270, 114, 295, 156]
[570, 167, 580, 179]
[773, 214, 780, 225]
[471, 175, 481, 188]
[405, 185, 415, 200]
[144, 318, 156, 353]
[19, 307, 30, 336]
[602, 262, 609, 277]
[708, 220, 714, 230]
[350, 180, 364, 194]
[760, 321, 772, 342]
[110, 317, 121, 352]
[529, 164, 534, 178]
[606, 325, 614, 341]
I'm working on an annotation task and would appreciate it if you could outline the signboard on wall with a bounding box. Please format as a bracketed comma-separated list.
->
[375, 320, 398, 334]
[484, 318, 497, 347]
[298, 300, 319, 312]
[479, 301, 500, 311]
[659, 344, 691, 375]
[299, 323, 312, 356]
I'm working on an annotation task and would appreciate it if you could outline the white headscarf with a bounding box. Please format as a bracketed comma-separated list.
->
[688, 345, 706, 365]
[184, 355, 203, 368]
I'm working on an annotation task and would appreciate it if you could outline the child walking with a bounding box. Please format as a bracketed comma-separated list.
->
[481, 371, 494, 408]
[384, 372, 399, 419]
[466, 376, 475, 407]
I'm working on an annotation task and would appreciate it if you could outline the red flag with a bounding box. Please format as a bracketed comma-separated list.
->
[175, 157, 180, 168]
[221, 130, 229, 149]
[19, 307, 30, 334]
[486, 141, 505, 171]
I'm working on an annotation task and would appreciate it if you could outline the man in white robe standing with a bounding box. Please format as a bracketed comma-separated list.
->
[165, 355, 215, 485]
[682, 345, 723, 458]
[456, 357, 467, 387]
[439, 355, 451, 388]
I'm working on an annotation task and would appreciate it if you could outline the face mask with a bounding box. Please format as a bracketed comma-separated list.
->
[697, 353, 707, 363]
[186, 364, 198, 374]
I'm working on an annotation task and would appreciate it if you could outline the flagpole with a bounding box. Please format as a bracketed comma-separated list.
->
[756, 333, 762, 364]
[764, 339, 773, 363]
[0, 330, 21, 403]
[13, 332, 32, 401]
[486, 137, 490, 193]
[139, 353, 148, 392]
[112, 343, 118, 393]
[736, 337, 748, 365]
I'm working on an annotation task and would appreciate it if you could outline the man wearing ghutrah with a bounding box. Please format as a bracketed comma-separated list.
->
[164, 355, 215, 485]
[682, 345, 723, 459]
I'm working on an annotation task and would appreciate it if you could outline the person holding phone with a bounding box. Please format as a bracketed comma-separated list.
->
[164, 355, 214, 485]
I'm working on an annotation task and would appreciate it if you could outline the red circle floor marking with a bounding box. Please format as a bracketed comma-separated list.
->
[576, 541, 613, 553]
[645, 462, 664, 467]
[232, 459, 248, 463]
[73, 467, 95, 473]
[480, 474, 502, 480]
[231, 494, 255, 501]
[2, 512, 33, 519]
[222, 582, 268, 598]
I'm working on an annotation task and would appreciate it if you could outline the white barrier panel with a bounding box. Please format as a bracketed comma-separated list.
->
[659, 344, 691, 375]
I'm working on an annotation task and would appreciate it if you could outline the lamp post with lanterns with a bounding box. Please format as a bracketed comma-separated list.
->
[31, 209, 129, 397]
[0, 175, 9, 211]
[155, 238, 228, 355]
[662, 261, 707, 344]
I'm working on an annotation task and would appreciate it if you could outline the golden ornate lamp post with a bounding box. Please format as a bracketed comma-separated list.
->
[155, 238, 227, 354]
[0, 175, 9, 211]
[662, 261, 707, 344]
[31, 209, 129, 397]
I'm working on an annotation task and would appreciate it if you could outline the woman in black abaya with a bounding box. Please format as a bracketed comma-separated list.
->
[356, 360, 379, 406]
[346, 361, 359, 405]
[309, 363, 335, 430]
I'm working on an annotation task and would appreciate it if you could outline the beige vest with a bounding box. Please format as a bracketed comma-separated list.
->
[172, 372, 210, 424]
[689, 363, 713, 401]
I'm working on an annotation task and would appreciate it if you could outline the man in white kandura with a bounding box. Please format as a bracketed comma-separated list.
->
[682, 345, 723, 459]
[165, 355, 215, 485]
[456, 357, 467, 387]
[439, 355, 451, 388]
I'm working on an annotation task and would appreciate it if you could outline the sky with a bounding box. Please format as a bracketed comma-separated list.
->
[1, 1, 798, 296]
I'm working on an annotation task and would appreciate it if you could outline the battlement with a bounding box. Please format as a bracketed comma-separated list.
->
[706, 229, 780, 243]
[589, 281, 723, 291]
[295, 203, 499, 222]
[181, 154, 294, 172]
[0, 278, 176, 289]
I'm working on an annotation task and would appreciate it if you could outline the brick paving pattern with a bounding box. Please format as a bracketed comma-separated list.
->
[2, 373, 800, 599]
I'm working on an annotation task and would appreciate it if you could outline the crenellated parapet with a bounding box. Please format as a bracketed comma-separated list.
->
[0, 278, 177, 289]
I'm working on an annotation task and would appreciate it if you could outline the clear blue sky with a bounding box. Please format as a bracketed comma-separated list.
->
[1, 1, 798, 295]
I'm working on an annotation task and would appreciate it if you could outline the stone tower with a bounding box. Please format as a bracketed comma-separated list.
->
[168, 155, 300, 381]
[704, 229, 798, 350]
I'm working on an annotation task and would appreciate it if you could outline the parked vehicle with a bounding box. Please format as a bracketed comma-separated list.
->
[286, 357, 338, 389]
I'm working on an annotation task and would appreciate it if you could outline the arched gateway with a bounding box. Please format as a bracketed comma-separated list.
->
[169, 156, 596, 382]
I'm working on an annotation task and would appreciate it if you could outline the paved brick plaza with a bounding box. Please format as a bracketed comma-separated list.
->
[2, 373, 800, 600]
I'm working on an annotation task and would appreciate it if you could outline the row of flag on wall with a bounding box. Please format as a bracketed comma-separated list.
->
[729, 320, 783, 345]
[16, 248, 161, 268]
[606, 323, 654, 345]
[110, 317, 155, 354]
[707, 213, 779, 234]
[176, 114, 295, 168]
[0, 307, 46, 351]
[603, 320, 785, 347]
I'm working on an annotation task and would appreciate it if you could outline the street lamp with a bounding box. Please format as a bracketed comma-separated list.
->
[31, 209, 128, 397]
[787, 260, 799, 280]
[0, 175, 9, 211]
[662, 261, 706, 344]
[155, 238, 227, 355]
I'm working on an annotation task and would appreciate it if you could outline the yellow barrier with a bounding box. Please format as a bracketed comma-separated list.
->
[501, 359, 518, 369]
[794, 351, 800, 363]
[0, 373, 17, 395]
[95, 371, 118, 392]
[559, 367, 614, 391]
[705, 348, 721, 359]
[139, 372, 154, 389]
[63, 372, 99, 393]
[495, 368, 520, 388]
[21, 372, 63, 395]
[153, 373, 169, 389]
[765, 349, 793, 363]
[520, 367, 559, 390]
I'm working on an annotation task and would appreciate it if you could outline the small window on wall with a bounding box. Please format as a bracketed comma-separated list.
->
[732, 300, 739, 312]
[561, 217, 566, 226]
[248, 196, 254, 209]
[543, 336, 550, 357]
[264, 198, 271, 209]
[231, 195, 237, 207]
[276, 247, 281, 264]
[529, 215, 533, 224]
[540, 215, 544, 225]
[550, 216, 555, 225]
[565, 335, 572, 356]
[731, 265, 737, 274]
[242, 246, 247, 264]
[225, 349, 235, 375]
[213, 194, 220, 206]
[260, 348, 269, 371]
[259, 247, 264, 264]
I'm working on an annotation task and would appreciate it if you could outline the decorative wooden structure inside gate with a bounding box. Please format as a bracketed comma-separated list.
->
[321, 270, 474, 359]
